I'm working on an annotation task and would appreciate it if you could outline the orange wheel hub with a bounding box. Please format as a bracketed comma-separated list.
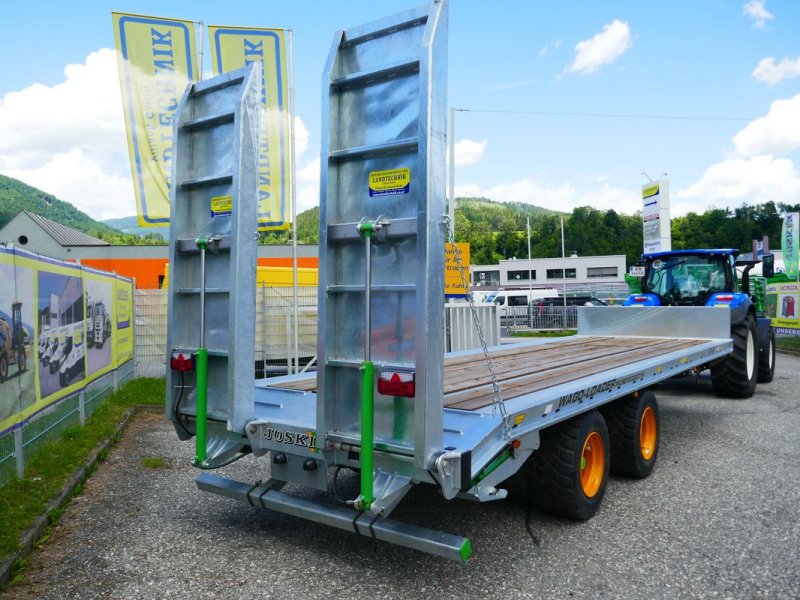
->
[640, 406, 657, 461]
[580, 431, 605, 498]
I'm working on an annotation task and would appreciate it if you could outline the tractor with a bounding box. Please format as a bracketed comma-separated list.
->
[624, 249, 775, 397]
[0, 301, 28, 383]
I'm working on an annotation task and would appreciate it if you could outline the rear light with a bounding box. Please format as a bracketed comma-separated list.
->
[634, 296, 648, 303]
[377, 370, 415, 398]
[715, 295, 734, 302]
[170, 351, 195, 371]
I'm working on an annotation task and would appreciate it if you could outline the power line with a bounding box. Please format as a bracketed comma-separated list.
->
[455, 107, 753, 122]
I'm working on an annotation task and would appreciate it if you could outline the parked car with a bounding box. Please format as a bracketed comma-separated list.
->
[529, 296, 608, 329]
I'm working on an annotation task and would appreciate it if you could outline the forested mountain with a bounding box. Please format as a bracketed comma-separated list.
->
[262, 196, 799, 267]
[0, 174, 119, 236]
[4, 172, 798, 263]
[0, 174, 165, 245]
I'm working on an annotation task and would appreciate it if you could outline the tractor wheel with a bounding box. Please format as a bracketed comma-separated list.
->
[757, 326, 775, 384]
[711, 313, 758, 398]
[0, 355, 7, 382]
[601, 390, 659, 479]
[515, 410, 610, 521]
[17, 350, 26, 374]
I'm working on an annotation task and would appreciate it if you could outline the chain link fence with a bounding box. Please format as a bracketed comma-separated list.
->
[0, 362, 135, 486]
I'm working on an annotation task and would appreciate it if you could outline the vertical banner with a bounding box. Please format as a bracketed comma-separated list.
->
[113, 13, 199, 227]
[208, 26, 292, 230]
[642, 180, 671, 254]
[782, 212, 799, 281]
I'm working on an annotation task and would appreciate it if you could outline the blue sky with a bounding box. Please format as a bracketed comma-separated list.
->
[1, 0, 798, 221]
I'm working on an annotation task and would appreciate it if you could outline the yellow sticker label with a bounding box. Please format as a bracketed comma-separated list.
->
[513, 414, 525, 427]
[369, 168, 410, 197]
[210, 195, 233, 218]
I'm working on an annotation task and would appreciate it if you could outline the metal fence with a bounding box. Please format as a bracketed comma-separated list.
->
[134, 286, 320, 379]
[136, 288, 504, 377]
[0, 361, 135, 486]
[502, 305, 584, 331]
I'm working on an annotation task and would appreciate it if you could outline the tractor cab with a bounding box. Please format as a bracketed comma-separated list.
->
[625, 250, 740, 307]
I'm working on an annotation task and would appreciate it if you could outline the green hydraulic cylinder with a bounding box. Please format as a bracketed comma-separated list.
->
[195, 347, 208, 464]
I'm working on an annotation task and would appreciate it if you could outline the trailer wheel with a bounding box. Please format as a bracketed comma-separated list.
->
[757, 326, 775, 384]
[601, 391, 659, 478]
[18, 350, 26, 374]
[711, 313, 758, 398]
[0, 355, 7, 382]
[520, 410, 610, 521]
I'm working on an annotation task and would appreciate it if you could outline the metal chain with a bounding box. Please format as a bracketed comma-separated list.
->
[443, 215, 511, 438]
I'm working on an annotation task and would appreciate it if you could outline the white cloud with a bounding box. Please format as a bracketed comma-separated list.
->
[0, 48, 134, 219]
[455, 138, 487, 167]
[732, 94, 800, 157]
[295, 156, 320, 214]
[567, 20, 632, 76]
[742, 0, 774, 29]
[752, 56, 800, 86]
[455, 177, 641, 214]
[675, 155, 800, 213]
[539, 39, 562, 58]
[0, 48, 317, 221]
[293, 115, 309, 156]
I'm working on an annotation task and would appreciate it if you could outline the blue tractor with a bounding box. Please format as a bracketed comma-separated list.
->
[624, 249, 775, 397]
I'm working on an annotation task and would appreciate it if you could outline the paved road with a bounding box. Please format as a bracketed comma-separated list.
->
[5, 354, 800, 599]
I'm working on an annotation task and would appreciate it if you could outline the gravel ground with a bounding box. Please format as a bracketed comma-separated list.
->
[4, 353, 800, 599]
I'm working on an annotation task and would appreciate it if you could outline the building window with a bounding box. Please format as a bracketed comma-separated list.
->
[508, 269, 535, 282]
[546, 268, 576, 279]
[587, 266, 619, 278]
[474, 270, 500, 286]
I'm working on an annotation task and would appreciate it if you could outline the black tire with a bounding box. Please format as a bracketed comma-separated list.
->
[515, 410, 610, 521]
[17, 350, 26, 374]
[0, 354, 7, 382]
[59, 371, 68, 387]
[601, 391, 659, 478]
[757, 326, 775, 383]
[711, 312, 758, 398]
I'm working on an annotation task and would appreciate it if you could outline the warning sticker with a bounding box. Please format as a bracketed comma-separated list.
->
[210, 195, 232, 218]
[369, 168, 410, 197]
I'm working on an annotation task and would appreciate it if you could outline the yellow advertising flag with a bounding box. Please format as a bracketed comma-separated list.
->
[112, 13, 198, 227]
[208, 26, 293, 230]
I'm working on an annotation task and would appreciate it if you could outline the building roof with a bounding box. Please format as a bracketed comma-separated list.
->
[22, 210, 110, 247]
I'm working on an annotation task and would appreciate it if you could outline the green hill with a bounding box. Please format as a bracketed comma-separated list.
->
[0, 174, 119, 236]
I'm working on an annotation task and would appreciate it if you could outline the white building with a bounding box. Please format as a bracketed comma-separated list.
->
[471, 253, 627, 292]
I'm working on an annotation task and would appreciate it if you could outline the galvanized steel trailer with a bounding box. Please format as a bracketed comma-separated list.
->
[166, 0, 733, 561]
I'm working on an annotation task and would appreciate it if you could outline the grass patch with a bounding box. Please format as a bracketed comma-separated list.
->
[142, 456, 169, 470]
[511, 329, 577, 338]
[776, 335, 800, 353]
[0, 378, 164, 564]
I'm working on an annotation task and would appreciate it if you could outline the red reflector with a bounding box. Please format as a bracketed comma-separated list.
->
[377, 370, 415, 398]
[634, 296, 648, 303]
[170, 351, 195, 371]
[716, 295, 734, 302]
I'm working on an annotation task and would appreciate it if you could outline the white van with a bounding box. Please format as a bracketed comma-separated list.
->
[483, 288, 560, 319]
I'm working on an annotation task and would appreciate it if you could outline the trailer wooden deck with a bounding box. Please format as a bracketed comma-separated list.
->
[269, 336, 712, 411]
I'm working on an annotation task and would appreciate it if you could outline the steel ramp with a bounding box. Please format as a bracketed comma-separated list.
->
[318, 0, 449, 477]
[165, 65, 262, 462]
